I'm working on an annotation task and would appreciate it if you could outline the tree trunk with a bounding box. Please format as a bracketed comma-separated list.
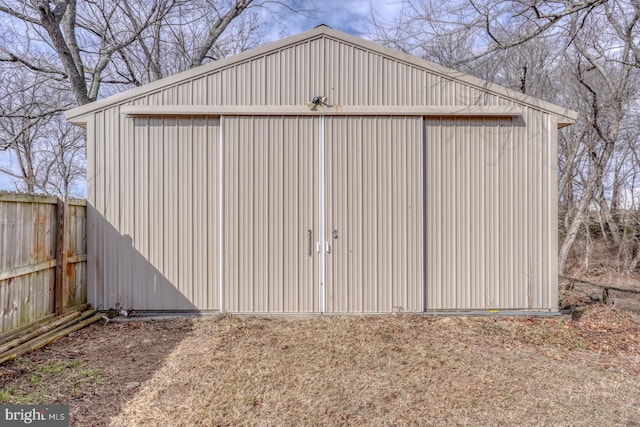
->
[35, 0, 90, 105]
[190, 0, 254, 68]
[598, 185, 621, 245]
[559, 141, 616, 274]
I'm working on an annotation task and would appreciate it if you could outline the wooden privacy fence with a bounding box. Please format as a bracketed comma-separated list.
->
[0, 193, 87, 335]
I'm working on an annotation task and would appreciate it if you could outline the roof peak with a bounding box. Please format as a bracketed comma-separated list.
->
[64, 25, 577, 125]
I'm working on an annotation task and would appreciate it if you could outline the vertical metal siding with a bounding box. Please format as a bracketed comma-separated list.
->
[266, 53, 280, 105]
[148, 118, 164, 307]
[114, 36, 505, 110]
[192, 77, 207, 105]
[325, 116, 423, 313]
[425, 113, 555, 310]
[118, 111, 134, 310]
[178, 119, 193, 307]
[93, 111, 106, 307]
[237, 61, 250, 104]
[221, 67, 236, 105]
[132, 117, 148, 309]
[278, 49, 292, 104]
[83, 33, 560, 313]
[207, 73, 221, 105]
[89, 115, 221, 310]
[223, 116, 318, 313]
[309, 39, 324, 104]
[162, 118, 179, 308]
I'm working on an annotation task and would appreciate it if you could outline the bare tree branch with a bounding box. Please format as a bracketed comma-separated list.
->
[190, 0, 254, 67]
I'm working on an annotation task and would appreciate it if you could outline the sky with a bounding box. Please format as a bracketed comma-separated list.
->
[0, 156, 15, 192]
[276, 0, 398, 37]
[0, 1, 403, 194]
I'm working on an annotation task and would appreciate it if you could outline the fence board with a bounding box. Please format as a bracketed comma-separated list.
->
[0, 193, 87, 334]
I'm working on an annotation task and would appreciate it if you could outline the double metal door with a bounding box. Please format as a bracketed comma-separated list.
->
[223, 116, 423, 313]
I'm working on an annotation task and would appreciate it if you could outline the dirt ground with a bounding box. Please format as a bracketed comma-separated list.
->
[1, 290, 639, 426]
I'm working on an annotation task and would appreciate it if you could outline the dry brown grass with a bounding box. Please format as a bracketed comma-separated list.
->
[109, 311, 640, 426]
[3, 305, 637, 426]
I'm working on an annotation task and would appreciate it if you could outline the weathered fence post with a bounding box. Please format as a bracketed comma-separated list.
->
[55, 198, 69, 315]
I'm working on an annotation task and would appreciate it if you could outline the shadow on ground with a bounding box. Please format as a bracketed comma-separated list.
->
[0, 316, 194, 425]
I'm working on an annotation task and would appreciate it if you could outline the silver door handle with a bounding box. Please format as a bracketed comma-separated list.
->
[316, 242, 321, 253]
[325, 242, 330, 254]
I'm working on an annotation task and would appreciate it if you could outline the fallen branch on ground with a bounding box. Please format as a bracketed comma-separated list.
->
[0, 303, 90, 346]
[0, 309, 103, 365]
[560, 275, 640, 294]
[560, 275, 640, 304]
[0, 311, 82, 354]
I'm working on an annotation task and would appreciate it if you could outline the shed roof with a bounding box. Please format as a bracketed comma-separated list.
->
[64, 25, 577, 125]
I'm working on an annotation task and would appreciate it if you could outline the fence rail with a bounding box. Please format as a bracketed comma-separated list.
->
[560, 275, 640, 304]
[0, 193, 87, 335]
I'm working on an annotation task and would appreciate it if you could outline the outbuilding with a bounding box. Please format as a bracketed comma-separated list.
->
[65, 25, 576, 314]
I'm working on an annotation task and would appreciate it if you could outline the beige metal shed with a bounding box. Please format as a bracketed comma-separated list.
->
[65, 25, 577, 314]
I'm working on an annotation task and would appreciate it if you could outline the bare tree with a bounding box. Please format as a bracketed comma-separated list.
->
[371, 0, 640, 274]
[110, 0, 272, 86]
[557, 3, 639, 273]
[0, 64, 84, 196]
